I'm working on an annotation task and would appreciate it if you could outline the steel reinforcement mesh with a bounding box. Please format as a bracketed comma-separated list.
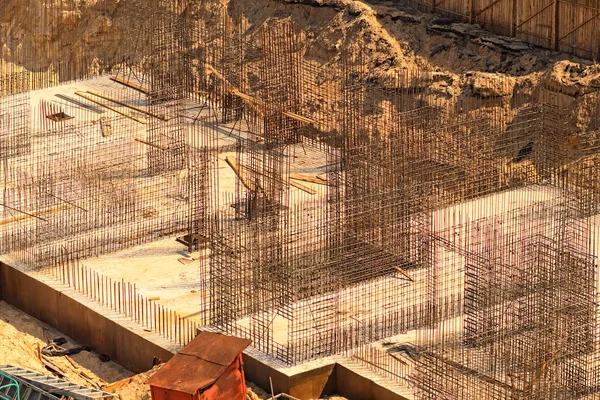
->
[4, 3, 600, 397]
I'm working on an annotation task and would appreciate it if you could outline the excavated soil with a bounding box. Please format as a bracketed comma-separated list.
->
[3, 0, 600, 139]
[0, 0, 593, 83]
[0, 301, 131, 387]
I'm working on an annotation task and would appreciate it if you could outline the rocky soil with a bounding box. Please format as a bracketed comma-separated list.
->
[0, 0, 592, 83]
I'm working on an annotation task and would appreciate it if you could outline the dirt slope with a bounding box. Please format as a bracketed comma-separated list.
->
[3, 0, 598, 128]
[0, 0, 590, 79]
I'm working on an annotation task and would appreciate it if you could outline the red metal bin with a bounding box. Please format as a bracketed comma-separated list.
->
[148, 331, 251, 400]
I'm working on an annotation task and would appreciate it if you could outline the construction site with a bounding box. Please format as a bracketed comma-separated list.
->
[4, 0, 600, 399]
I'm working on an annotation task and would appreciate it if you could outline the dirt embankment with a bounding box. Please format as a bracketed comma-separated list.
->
[0, 0, 591, 82]
[1, 302, 218, 400]
[2, 0, 600, 164]
[0, 301, 160, 400]
[3, 0, 599, 127]
[1, 301, 346, 400]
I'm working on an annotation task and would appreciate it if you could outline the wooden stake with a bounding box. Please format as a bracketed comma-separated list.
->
[290, 180, 317, 195]
[134, 138, 170, 151]
[393, 266, 415, 283]
[290, 173, 328, 185]
[225, 156, 257, 191]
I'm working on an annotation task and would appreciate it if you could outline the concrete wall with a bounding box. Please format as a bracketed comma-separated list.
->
[242, 354, 337, 399]
[0, 262, 173, 373]
[243, 354, 410, 400]
[0, 261, 410, 399]
[335, 365, 410, 400]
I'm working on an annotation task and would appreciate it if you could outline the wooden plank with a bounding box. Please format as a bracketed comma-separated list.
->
[524, 350, 559, 393]
[41, 356, 67, 378]
[110, 75, 150, 94]
[290, 173, 329, 185]
[64, 355, 79, 370]
[0, 203, 49, 222]
[394, 266, 415, 283]
[515, 0, 555, 49]
[102, 376, 134, 393]
[206, 64, 316, 125]
[516, 2, 554, 28]
[473, 0, 503, 19]
[282, 111, 315, 124]
[511, 0, 518, 36]
[0, 204, 69, 225]
[558, 11, 599, 43]
[469, 0, 474, 23]
[54, 93, 105, 113]
[86, 90, 168, 121]
[553, 0, 560, 50]
[134, 138, 170, 151]
[225, 156, 257, 191]
[433, 0, 446, 12]
[290, 180, 317, 195]
[438, 0, 470, 18]
[99, 116, 112, 137]
[205, 64, 264, 117]
[74, 92, 147, 124]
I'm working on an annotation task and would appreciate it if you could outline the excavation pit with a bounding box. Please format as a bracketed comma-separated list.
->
[5, 0, 600, 398]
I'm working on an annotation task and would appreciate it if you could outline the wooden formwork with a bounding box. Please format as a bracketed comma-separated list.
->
[401, 0, 600, 60]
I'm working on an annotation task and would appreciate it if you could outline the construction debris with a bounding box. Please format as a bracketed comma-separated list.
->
[103, 365, 162, 400]
[74, 91, 147, 124]
[290, 174, 328, 186]
[0, 365, 118, 400]
[41, 338, 90, 358]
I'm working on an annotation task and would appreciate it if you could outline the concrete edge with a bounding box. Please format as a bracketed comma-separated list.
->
[0, 261, 411, 400]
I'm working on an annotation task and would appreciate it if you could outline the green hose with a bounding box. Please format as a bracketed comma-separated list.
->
[0, 372, 20, 400]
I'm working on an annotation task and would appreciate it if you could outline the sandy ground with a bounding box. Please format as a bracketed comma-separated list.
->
[0, 300, 132, 386]
[0, 301, 292, 400]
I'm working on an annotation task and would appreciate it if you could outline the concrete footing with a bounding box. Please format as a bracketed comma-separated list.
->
[0, 261, 409, 400]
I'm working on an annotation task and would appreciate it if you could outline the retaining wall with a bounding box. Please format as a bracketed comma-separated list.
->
[402, 0, 600, 60]
[0, 261, 409, 400]
[0, 261, 174, 373]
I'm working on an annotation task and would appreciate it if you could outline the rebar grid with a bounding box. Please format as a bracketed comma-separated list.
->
[0, 74, 30, 161]
[409, 196, 600, 399]
[0, 1, 216, 267]
[5, 3, 600, 397]
[190, 18, 600, 376]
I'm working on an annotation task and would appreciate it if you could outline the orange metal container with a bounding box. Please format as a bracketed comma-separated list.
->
[148, 332, 251, 400]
